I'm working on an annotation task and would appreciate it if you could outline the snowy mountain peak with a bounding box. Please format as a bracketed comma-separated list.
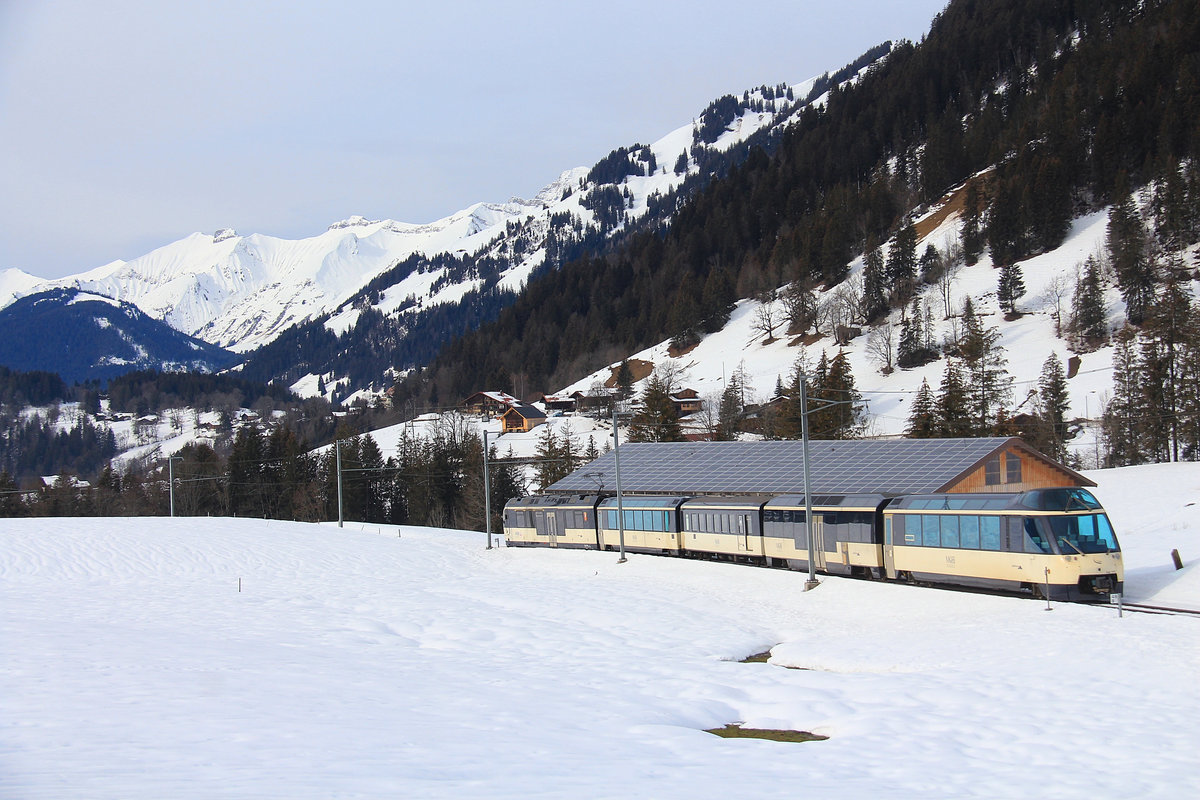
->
[327, 216, 379, 231]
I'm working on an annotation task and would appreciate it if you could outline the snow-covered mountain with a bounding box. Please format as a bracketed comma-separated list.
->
[0, 288, 239, 384]
[4, 78, 833, 359]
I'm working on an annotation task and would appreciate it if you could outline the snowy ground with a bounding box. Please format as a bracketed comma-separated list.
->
[1, 463, 1197, 799]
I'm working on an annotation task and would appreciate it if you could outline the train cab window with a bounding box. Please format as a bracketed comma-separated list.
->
[1006, 455, 1022, 484]
[985, 457, 1002, 485]
[960, 515, 981, 549]
[1023, 517, 1052, 554]
[1047, 513, 1119, 554]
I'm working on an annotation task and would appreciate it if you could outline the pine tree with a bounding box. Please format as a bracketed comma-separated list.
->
[957, 299, 1012, 434]
[935, 359, 972, 437]
[1038, 353, 1070, 460]
[886, 222, 918, 302]
[1072, 256, 1107, 347]
[716, 370, 744, 441]
[1139, 277, 1194, 461]
[861, 244, 888, 322]
[919, 243, 942, 285]
[897, 314, 918, 369]
[615, 360, 634, 401]
[906, 378, 939, 438]
[627, 374, 683, 443]
[533, 424, 560, 490]
[997, 261, 1026, 315]
[812, 351, 864, 439]
[1103, 326, 1143, 466]
[1107, 191, 1156, 325]
[961, 182, 983, 266]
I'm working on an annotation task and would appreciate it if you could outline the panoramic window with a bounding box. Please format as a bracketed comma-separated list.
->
[940, 515, 960, 548]
[980, 517, 1001, 550]
[959, 515, 980, 549]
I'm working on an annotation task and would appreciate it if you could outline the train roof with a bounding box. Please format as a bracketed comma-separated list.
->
[545, 437, 1094, 497]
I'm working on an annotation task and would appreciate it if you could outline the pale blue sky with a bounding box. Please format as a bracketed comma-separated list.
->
[1, 0, 947, 279]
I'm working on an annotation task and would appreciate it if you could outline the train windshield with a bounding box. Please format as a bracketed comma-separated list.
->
[1047, 513, 1120, 554]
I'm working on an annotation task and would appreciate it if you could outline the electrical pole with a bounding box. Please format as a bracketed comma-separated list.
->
[800, 374, 819, 591]
[336, 439, 344, 529]
[612, 405, 627, 564]
[484, 430, 493, 550]
[168, 456, 179, 518]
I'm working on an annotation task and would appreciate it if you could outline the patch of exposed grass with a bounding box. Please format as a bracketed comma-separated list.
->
[706, 724, 828, 743]
[740, 650, 772, 663]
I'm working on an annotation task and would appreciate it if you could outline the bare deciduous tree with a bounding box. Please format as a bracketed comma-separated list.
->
[865, 321, 897, 374]
[752, 301, 780, 343]
[1042, 273, 1071, 337]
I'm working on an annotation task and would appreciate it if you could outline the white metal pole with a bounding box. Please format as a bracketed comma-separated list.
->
[612, 406, 627, 564]
[800, 374, 819, 591]
[168, 456, 177, 517]
[336, 439, 344, 528]
[484, 430, 493, 550]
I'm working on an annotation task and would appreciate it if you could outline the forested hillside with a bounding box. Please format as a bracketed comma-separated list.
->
[393, 0, 1199, 409]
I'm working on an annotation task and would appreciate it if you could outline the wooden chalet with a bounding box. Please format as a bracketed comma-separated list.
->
[461, 391, 519, 418]
[501, 403, 547, 433]
[544, 391, 584, 413]
[670, 388, 703, 417]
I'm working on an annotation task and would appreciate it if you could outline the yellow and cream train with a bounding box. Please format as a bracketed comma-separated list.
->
[503, 487, 1123, 602]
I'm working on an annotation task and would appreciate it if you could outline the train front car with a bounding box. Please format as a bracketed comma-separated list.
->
[883, 488, 1122, 602]
[503, 495, 601, 549]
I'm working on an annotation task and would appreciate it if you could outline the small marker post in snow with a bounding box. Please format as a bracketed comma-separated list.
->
[1043, 568, 1052, 611]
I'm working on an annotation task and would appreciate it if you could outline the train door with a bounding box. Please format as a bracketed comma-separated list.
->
[547, 511, 559, 547]
[737, 514, 749, 552]
[883, 516, 898, 579]
[811, 516, 827, 570]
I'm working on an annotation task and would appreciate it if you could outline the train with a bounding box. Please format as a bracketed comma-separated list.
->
[503, 487, 1124, 602]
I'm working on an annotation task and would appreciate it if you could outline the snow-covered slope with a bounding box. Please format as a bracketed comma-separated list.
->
[1, 463, 1196, 798]
[554, 189, 1197, 466]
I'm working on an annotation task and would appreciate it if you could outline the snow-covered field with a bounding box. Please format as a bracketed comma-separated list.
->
[2, 463, 1197, 799]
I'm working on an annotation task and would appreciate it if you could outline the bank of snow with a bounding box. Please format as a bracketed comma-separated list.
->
[1, 463, 1196, 799]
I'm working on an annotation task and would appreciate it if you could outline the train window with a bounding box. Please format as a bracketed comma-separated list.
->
[960, 515, 980, 549]
[1047, 513, 1119, 554]
[1024, 517, 1052, 554]
[921, 514, 941, 547]
[980, 516, 1001, 550]
[985, 457, 1002, 485]
[940, 515, 960, 548]
[1006, 455, 1022, 484]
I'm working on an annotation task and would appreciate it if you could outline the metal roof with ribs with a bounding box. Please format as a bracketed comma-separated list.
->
[545, 437, 1092, 497]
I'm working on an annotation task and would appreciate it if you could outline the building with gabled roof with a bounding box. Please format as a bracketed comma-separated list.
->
[461, 391, 520, 418]
[501, 403, 547, 433]
[545, 437, 1091, 497]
